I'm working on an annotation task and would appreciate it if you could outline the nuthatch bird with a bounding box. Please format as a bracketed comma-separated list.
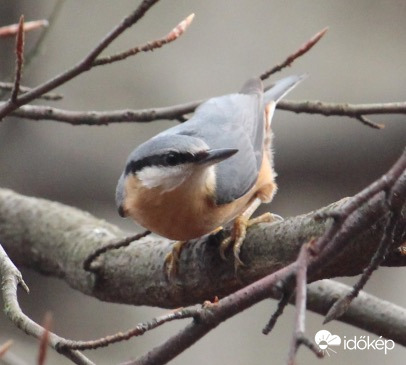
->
[116, 75, 305, 276]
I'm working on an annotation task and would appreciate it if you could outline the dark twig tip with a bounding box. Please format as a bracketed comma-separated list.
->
[262, 291, 291, 335]
[260, 26, 328, 81]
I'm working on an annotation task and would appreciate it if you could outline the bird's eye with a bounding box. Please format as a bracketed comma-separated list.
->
[165, 152, 179, 166]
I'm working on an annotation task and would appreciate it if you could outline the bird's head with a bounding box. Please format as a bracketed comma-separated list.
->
[116, 134, 237, 217]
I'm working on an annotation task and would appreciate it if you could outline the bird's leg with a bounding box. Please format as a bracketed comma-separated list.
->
[164, 226, 224, 279]
[220, 197, 282, 271]
[164, 240, 188, 279]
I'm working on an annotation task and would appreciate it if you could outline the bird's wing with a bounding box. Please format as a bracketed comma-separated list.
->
[168, 75, 305, 205]
[175, 81, 264, 205]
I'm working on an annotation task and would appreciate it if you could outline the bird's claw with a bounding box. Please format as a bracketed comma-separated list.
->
[220, 212, 283, 273]
[164, 240, 187, 280]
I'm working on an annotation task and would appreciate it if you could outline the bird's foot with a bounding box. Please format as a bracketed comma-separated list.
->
[220, 213, 283, 273]
[164, 240, 188, 279]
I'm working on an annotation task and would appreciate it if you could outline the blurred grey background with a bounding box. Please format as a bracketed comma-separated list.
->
[0, 1, 405, 364]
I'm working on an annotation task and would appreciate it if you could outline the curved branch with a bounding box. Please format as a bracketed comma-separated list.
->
[0, 245, 94, 365]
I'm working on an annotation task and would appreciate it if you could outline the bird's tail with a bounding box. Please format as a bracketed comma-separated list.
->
[263, 74, 307, 105]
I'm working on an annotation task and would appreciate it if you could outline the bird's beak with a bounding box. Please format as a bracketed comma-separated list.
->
[198, 148, 238, 164]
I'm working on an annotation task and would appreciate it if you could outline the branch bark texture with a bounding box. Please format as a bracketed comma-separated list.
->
[0, 188, 404, 308]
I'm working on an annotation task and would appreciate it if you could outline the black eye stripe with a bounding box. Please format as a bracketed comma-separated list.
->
[126, 151, 204, 175]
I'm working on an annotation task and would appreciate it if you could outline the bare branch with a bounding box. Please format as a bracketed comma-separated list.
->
[59, 307, 200, 351]
[323, 155, 406, 322]
[277, 99, 406, 129]
[262, 290, 291, 335]
[324, 210, 397, 323]
[287, 244, 322, 365]
[0, 245, 94, 365]
[93, 13, 194, 67]
[0, 0, 161, 120]
[0, 82, 63, 100]
[260, 27, 328, 81]
[0, 19, 48, 38]
[277, 99, 406, 117]
[356, 114, 384, 129]
[6, 100, 406, 126]
[8, 100, 202, 124]
[10, 16, 25, 103]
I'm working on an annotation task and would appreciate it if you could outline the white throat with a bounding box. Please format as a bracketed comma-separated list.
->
[137, 164, 215, 193]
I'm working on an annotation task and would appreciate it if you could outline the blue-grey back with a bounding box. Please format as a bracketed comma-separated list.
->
[163, 79, 265, 205]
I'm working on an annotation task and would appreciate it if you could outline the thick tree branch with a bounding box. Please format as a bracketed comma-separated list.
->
[0, 161, 405, 363]
[0, 187, 404, 309]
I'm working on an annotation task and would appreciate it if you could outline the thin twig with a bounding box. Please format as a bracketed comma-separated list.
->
[60, 308, 200, 351]
[93, 13, 194, 66]
[262, 290, 292, 335]
[10, 16, 25, 103]
[323, 211, 397, 323]
[323, 168, 406, 323]
[0, 2, 66, 101]
[127, 264, 296, 365]
[0, 82, 63, 100]
[287, 244, 322, 364]
[259, 27, 328, 81]
[356, 114, 384, 129]
[83, 230, 151, 272]
[0, 19, 48, 38]
[313, 148, 406, 256]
